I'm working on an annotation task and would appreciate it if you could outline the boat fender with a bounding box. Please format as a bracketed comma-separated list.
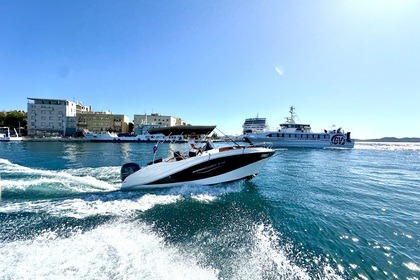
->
[121, 162, 141, 181]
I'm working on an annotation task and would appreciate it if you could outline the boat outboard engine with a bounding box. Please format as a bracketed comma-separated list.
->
[121, 162, 140, 182]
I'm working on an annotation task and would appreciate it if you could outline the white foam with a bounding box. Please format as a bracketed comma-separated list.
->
[0, 193, 182, 218]
[0, 189, 343, 279]
[404, 262, 420, 271]
[136, 194, 182, 212]
[226, 223, 313, 279]
[191, 194, 217, 203]
[0, 159, 118, 192]
[356, 142, 420, 151]
[166, 183, 243, 198]
[1, 177, 61, 189]
[358, 274, 369, 280]
[0, 221, 219, 279]
[66, 166, 121, 183]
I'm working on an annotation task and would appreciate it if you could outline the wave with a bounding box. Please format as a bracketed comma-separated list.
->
[0, 158, 118, 200]
[0, 193, 180, 219]
[0, 168, 343, 279]
[355, 142, 420, 151]
[0, 221, 220, 280]
[0, 184, 245, 219]
[0, 216, 333, 279]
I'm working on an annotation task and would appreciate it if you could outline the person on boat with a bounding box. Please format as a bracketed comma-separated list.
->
[188, 134, 202, 157]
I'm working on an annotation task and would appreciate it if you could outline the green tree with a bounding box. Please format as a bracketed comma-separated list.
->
[2, 111, 27, 129]
[0, 112, 6, 126]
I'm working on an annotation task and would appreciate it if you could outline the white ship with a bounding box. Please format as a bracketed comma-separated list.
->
[242, 115, 269, 134]
[83, 125, 185, 142]
[244, 106, 354, 149]
[0, 127, 23, 142]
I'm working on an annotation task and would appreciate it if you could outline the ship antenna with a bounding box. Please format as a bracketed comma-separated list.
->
[290, 106, 295, 121]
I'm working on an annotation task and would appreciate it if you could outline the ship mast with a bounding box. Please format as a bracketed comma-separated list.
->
[286, 105, 296, 124]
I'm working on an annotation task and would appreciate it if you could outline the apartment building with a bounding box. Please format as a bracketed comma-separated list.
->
[133, 113, 188, 128]
[76, 111, 129, 133]
[27, 98, 91, 136]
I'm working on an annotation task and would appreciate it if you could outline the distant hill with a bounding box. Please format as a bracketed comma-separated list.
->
[356, 137, 420, 143]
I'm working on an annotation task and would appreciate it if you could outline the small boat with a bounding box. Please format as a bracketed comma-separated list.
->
[83, 131, 119, 141]
[0, 127, 23, 142]
[244, 106, 354, 149]
[120, 125, 275, 189]
[83, 129, 185, 143]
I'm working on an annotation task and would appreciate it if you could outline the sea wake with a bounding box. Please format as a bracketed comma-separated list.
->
[0, 158, 343, 279]
[0, 158, 118, 200]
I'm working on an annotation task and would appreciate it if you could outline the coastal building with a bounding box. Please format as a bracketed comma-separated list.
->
[27, 98, 91, 137]
[133, 113, 188, 135]
[133, 113, 188, 127]
[76, 111, 129, 133]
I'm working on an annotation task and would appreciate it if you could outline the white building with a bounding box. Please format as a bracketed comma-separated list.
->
[27, 98, 91, 136]
[133, 113, 188, 127]
[132, 113, 188, 136]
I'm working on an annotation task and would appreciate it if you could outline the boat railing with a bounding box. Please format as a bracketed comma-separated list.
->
[252, 142, 273, 149]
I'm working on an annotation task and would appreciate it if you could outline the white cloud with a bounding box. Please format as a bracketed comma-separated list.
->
[275, 66, 284, 76]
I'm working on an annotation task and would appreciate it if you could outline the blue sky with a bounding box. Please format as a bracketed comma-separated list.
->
[1, 0, 419, 139]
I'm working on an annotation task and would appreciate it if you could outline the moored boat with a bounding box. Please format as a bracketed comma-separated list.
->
[244, 106, 354, 149]
[0, 127, 23, 142]
[83, 128, 185, 143]
[120, 125, 275, 189]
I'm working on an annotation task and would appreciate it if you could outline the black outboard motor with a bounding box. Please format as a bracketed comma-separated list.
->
[121, 162, 140, 182]
[347, 132, 351, 142]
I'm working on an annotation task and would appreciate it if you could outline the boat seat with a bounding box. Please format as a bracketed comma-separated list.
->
[174, 151, 183, 161]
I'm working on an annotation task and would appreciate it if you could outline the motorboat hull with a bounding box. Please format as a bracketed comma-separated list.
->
[121, 147, 275, 190]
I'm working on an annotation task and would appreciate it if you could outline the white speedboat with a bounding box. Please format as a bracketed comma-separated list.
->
[120, 125, 275, 189]
[0, 127, 23, 142]
[244, 106, 354, 149]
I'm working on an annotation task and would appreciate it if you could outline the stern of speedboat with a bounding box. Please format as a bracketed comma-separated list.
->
[121, 162, 141, 182]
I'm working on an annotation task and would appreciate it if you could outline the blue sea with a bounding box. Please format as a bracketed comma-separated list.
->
[1, 141, 419, 279]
